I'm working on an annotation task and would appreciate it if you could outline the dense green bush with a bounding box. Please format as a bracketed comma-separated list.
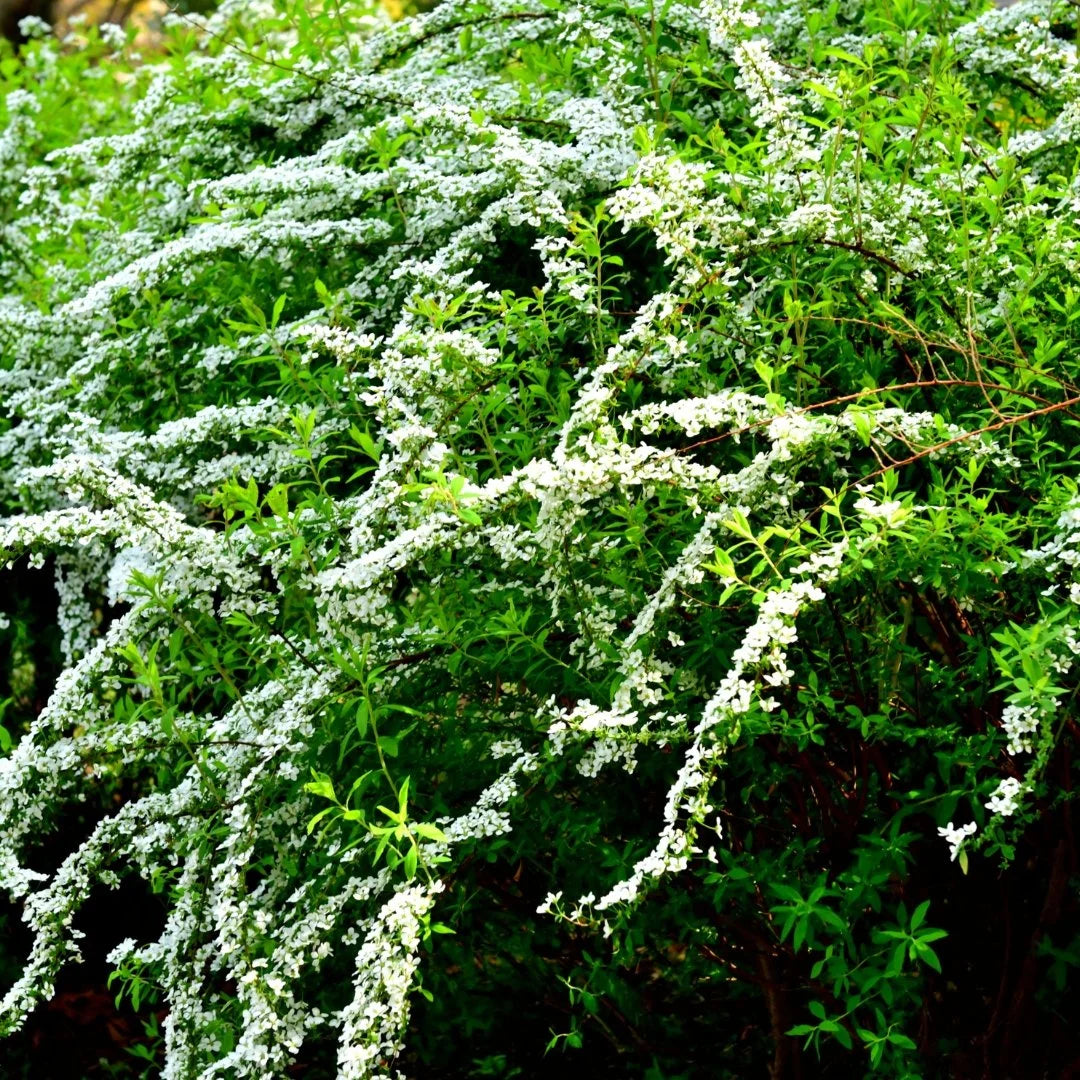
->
[2, 0, 1080, 1076]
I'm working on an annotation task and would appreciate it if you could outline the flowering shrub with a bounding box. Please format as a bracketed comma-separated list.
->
[1, 0, 1080, 1075]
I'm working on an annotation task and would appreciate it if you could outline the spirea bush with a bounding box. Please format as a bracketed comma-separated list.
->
[2, 0, 1080, 1075]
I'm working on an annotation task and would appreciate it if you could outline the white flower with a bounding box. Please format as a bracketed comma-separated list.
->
[986, 777, 1025, 817]
[853, 496, 907, 525]
[937, 821, 977, 861]
[1001, 703, 1041, 755]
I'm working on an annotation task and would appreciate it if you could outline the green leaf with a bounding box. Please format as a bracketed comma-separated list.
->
[414, 822, 448, 842]
[304, 771, 337, 803]
[347, 771, 375, 802]
[306, 806, 339, 835]
[910, 900, 930, 931]
[794, 919, 808, 952]
[723, 509, 755, 540]
[271, 292, 287, 330]
[265, 484, 290, 519]
[887, 943, 906, 977]
[915, 943, 942, 973]
[916, 929, 948, 944]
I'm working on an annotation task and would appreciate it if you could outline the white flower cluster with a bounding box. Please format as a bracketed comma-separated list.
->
[589, 540, 856, 912]
[0, 0, 654, 1070]
[938, 821, 977, 862]
[853, 496, 907, 525]
[337, 883, 441, 1080]
[986, 777, 1025, 818]
[1001, 702, 1042, 756]
[0, 0, 1073, 1073]
[439, 749, 539, 844]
